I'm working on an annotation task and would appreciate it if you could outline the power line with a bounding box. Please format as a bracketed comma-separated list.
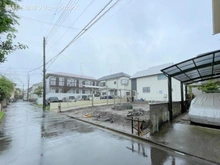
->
[46, 0, 118, 70]
[79, 0, 133, 40]
[46, 0, 79, 43]
[28, 0, 120, 74]
[45, 0, 63, 36]
[20, 15, 81, 30]
[47, 0, 95, 54]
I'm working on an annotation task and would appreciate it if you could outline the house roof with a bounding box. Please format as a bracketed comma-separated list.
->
[98, 72, 131, 81]
[32, 82, 43, 87]
[131, 63, 174, 79]
[46, 72, 96, 80]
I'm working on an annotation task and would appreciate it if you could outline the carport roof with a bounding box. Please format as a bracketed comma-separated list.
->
[161, 50, 220, 85]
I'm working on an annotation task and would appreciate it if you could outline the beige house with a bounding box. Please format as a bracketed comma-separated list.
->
[98, 72, 131, 98]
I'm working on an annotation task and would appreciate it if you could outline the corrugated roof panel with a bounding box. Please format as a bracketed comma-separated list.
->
[161, 50, 220, 84]
[214, 52, 220, 62]
[194, 54, 213, 66]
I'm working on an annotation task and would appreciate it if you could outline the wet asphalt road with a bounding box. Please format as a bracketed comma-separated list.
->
[0, 101, 216, 165]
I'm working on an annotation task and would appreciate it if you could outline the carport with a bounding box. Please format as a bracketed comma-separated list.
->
[161, 49, 220, 121]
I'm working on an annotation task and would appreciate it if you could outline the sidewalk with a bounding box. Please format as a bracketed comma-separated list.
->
[149, 122, 220, 164]
[65, 112, 220, 164]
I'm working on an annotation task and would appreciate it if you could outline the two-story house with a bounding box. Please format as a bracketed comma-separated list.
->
[29, 82, 43, 100]
[98, 72, 131, 98]
[46, 72, 98, 99]
[131, 63, 184, 102]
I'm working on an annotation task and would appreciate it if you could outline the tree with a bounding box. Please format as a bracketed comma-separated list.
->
[197, 80, 220, 93]
[14, 88, 21, 99]
[0, 0, 28, 63]
[0, 76, 14, 101]
[34, 86, 43, 97]
[188, 86, 194, 99]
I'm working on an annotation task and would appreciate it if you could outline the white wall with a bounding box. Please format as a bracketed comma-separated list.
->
[99, 77, 131, 98]
[136, 75, 184, 101]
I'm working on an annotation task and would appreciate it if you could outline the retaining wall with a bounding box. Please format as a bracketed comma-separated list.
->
[150, 102, 182, 135]
[50, 99, 127, 111]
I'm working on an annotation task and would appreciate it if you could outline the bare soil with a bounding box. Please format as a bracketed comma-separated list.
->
[63, 103, 150, 135]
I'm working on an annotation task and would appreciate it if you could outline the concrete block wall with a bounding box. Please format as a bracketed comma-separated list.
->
[50, 99, 127, 111]
[150, 102, 182, 135]
[172, 102, 182, 117]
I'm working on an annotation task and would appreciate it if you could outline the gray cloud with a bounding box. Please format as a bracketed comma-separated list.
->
[1, 0, 219, 89]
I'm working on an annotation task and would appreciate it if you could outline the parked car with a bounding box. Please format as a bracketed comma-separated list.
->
[69, 96, 77, 102]
[81, 95, 90, 101]
[100, 96, 113, 99]
[47, 97, 59, 105]
[10, 98, 17, 103]
[62, 97, 70, 102]
[188, 93, 220, 126]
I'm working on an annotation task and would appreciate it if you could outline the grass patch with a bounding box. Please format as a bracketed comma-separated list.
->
[37, 104, 50, 110]
[0, 112, 5, 121]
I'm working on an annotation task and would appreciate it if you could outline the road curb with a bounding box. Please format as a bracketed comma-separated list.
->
[67, 114, 219, 165]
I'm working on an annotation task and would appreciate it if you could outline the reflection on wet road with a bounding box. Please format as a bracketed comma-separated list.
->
[0, 102, 215, 165]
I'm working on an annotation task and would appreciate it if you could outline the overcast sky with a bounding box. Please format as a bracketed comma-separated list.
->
[0, 0, 220, 89]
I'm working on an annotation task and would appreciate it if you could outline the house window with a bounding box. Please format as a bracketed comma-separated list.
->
[55, 88, 59, 93]
[126, 92, 130, 96]
[114, 81, 116, 84]
[121, 79, 129, 85]
[157, 74, 167, 80]
[82, 90, 85, 94]
[59, 77, 64, 86]
[50, 77, 56, 85]
[79, 80, 83, 87]
[100, 82, 106, 87]
[67, 79, 76, 86]
[143, 87, 150, 93]
[102, 92, 106, 95]
[85, 81, 90, 85]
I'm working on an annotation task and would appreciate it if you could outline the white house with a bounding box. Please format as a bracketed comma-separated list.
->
[45, 72, 99, 100]
[98, 72, 131, 98]
[131, 63, 184, 102]
[29, 82, 43, 100]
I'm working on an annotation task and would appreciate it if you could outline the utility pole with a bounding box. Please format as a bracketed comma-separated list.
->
[27, 74, 30, 101]
[43, 37, 46, 111]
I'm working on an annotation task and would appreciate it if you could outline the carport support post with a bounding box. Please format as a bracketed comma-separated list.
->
[180, 82, 184, 113]
[185, 85, 188, 101]
[185, 85, 188, 110]
[168, 76, 173, 121]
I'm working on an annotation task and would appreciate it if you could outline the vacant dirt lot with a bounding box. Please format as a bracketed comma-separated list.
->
[62, 103, 150, 135]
